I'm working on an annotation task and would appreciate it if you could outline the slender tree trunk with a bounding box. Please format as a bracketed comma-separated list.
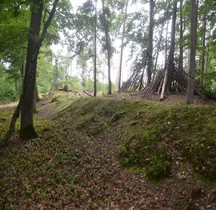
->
[203, 29, 211, 77]
[168, 0, 177, 69]
[139, 0, 155, 90]
[204, 33, 210, 75]
[160, 0, 177, 100]
[101, 0, 112, 94]
[1, 99, 22, 145]
[165, 20, 169, 62]
[200, 11, 207, 87]
[117, 0, 129, 91]
[138, 68, 145, 91]
[186, 0, 197, 104]
[154, 23, 164, 77]
[94, 0, 98, 97]
[20, 0, 43, 139]
[179, 0, 183, 70]
[146, 0, 155, 84]
[107, 49, 112, 94]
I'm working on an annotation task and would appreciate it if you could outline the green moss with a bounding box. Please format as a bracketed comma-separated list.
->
[183, 138, 216, 180]
[160, 105, 216, 181]
[76, 116, 96, 130]
[110, 111, 126, 124]
[119, 130, 172, 180]
[89, 125, 107, 136]
[2, 93, 216, 210]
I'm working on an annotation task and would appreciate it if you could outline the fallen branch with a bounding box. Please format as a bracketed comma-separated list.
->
[83, 91, 93, 97]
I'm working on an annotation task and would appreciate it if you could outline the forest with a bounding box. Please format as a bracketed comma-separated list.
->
[1, 0, 216, 102]
[0, 0, 216, 209]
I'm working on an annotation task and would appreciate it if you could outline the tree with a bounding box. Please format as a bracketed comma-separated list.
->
[20, 0, 44, 139]
[138, 0, 155, 90]
[100, 0, 112, 94]
[178, 0, 184, 70]
[94, 0, 98, 96]
[1, 0, 59, 142]
[117, 0, 129, 91]
[186, 0, 198, 104]
[146, 0, 155, 85]
[160, 0, 177, 100]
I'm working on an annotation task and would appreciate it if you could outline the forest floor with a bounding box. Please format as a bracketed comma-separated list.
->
[0, 92, 216, 209]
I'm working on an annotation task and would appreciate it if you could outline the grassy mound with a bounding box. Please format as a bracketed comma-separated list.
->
[1, 92, 216, 208]
[1, 94, 216, 182]
[54, 95, 216, 181]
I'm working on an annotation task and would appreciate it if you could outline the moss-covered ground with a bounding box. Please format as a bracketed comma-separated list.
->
[0, 92, 216, 209]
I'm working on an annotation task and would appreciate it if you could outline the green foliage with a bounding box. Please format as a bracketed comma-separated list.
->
[0, 66, 21, 103]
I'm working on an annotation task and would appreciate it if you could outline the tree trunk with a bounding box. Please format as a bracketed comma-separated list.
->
[101, 0, 112, 94]
[1, 98, 22, 145]
[154, 23, 164, 78]
[20, 0, 59, 139]
[179, 0, 183, 70]
[168, 0, 177, 70]
[186, 0, 197, 104]
[160, 0, 177, 100]
[20, 0, 43, 139]
[204, 31, 210, 76]
[165, 20, 169, 62]
[146, 0, 155, 84]
[117, 0, 129, 91]
[94, 0, 98, 97]
[200, 10, 207, 87]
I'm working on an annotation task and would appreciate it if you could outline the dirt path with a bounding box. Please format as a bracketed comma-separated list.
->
[0, 102, 18, 110]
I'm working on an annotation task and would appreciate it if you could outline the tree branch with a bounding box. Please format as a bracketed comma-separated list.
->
[37, 0, 59, 48]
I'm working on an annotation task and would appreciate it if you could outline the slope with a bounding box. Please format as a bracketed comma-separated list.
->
[0, 92, 216, 209]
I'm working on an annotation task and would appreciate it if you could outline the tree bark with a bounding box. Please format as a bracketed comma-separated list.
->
[94, 0, 98, 97]
[1, 98, 22, 145]
[165, 20, 169, 62]
[160, 0, 177, 100]
[186, 0, 197, 104]
[20, 0, 59, 139]
[101, 0, 112, 95]
[117, 0, 129, 91]
[200, 8, 207, 87]
[154, 23, 164, 78]
[179, 0, 183, 70]
[20, 0, 43, 139]
[146, 0, 155, 84]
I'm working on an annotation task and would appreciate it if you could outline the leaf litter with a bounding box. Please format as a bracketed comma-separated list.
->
[0, 92, 216, 209]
